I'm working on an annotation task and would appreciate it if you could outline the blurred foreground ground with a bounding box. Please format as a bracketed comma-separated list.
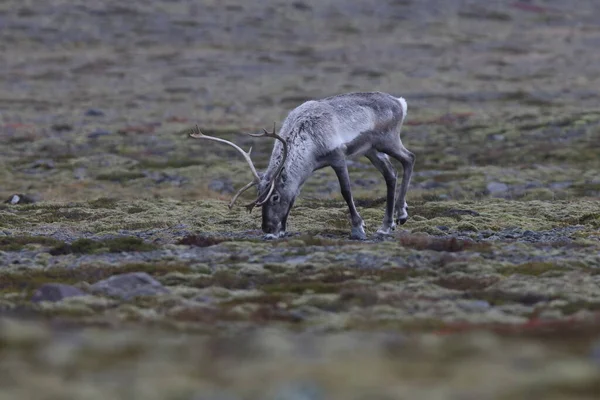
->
[1, 0, 599, 399]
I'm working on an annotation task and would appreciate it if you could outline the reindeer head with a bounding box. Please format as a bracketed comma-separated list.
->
[188, 124, 291, 239]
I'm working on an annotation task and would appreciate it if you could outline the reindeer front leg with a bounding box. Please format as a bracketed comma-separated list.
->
[330, 158, 366, 240]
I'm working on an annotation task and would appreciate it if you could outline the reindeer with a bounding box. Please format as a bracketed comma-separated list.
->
[188, 91, 415, 240]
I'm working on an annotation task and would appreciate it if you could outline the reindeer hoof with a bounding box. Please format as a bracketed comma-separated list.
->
[396, 206, 409, 225]
[376, 226, 394, 235]
[350, 226, 367, 240]
[264, 232, 286, 240]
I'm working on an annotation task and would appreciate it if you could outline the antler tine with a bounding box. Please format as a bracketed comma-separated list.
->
[246, 122, 288, 178]
[247, 122, 277, 138]
[188, 125, 261, 182]
[228, 181, 257, 209]
[241, 122, 289, 210]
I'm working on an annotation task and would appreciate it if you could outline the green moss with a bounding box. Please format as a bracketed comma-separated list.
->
[96, 170, 146, 182]
[137, 158, 201, 169]
[278, 235, 346, 247]
[501, 262, 564, 277]
[0, 262, 192, 294]
[435, 275, 500, 291]
[49, 237, 157, 255]
[88, 197, 120, 209]
[0, 212, 23, 227]
[579, 213, 600, 228]
[559, 301, 600, 316]
[262, 281, 343, 295]
[221, 293, 289, 307]
[398, 233, 490, 252]
[0, 236, 63, 251]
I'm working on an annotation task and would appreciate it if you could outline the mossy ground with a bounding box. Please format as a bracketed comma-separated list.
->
[1, 0, 600, 398]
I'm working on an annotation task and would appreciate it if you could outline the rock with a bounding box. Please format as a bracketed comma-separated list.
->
[4, 193, 35, 204]
[590, 341, 600, 367]
[30, 159, 55, 170]
[486, 182, 509, 197]
[209, 178, 235, 194]
[550, 181, 573, 190]
[267, 381, 325, 400]
[444, 208, 480, 217]
[191, 391, 242, 400]
[51, 123, 73, 132]
[73, 167, 87, 180]
[87, 129, 112, 139]
[84, 108, 105, 117]
[458, 300, 491, 312]
[89, 272, 169, 300]
[147, 171, 188, 186]
[353, 178, 378, 188]
[31, 283, 87, 303]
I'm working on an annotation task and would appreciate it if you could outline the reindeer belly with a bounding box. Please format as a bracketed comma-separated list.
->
[342, 132, 373, 158]
[331, 109, 375, 158]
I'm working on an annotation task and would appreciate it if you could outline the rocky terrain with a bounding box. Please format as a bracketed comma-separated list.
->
[1, 0, 599, 399]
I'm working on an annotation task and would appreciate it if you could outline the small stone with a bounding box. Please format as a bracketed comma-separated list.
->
[73, 168, 87, 180]
[590, 341, 600, 366]
[31, 283, 87, 303]
[87, 129, 112, 138]
[191, 391, 242, 400]
[85, 108, 105, 117]
[51, 123, 73, 132]
[550, 181, 573, 190]
[267, 381, 326, 400]
[459, 300, 491, 312]
[89, 272, 169, 300]
[486, 182, 509, 197]
[209, 178, 235, 194]
[354, 178, 378, 188]
[31, 159, 55, 170]
[4, 193, 35, 204]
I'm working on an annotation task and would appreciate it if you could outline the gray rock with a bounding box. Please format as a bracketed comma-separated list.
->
[85, 108, 105, 117]
[51, 123, 73, 132]
[190, 391, 241, 400]
[486, 182, 509, 197]
[89, 272, 169, 300]
[147, 171, 187, 186]
[549, 181, 573, 190]
[73, 167, 87, 180]
[30, 159, 55, 170]
[590, 341, 600, 367]
[267, 381, 325, 400]
[4, 194, 35, 204]
[87, 129, 112, 139]
[458, 300, 491, 312]
[209, 178, 235, 194]
[354, 178, 378, 188]
[31, 283, 87, 303]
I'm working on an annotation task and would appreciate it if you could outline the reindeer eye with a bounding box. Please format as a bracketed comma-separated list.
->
[271, 194, 280, 204]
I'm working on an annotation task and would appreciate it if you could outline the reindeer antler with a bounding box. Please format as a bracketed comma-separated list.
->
[243, 122, 289, 212]
[187, 123, 288, 213]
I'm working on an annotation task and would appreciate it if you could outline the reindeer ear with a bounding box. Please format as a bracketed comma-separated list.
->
[280, 168, 287, 183]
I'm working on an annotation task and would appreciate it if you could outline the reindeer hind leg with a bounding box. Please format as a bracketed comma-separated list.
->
[365, 149, 397, 234]
[378, 139, 415, 225]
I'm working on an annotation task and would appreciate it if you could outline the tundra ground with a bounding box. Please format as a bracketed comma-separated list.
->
[1, 0, 599, 399]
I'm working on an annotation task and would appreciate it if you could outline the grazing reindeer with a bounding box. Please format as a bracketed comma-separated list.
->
[188, 91, 415, 240]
